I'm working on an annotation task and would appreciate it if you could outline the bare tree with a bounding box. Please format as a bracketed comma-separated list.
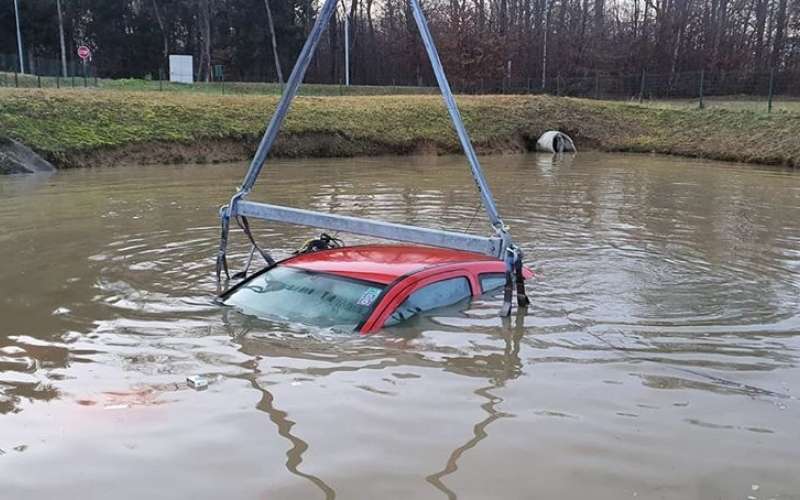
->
[264, 0, 284, 83]
[152, 0, 169, 69]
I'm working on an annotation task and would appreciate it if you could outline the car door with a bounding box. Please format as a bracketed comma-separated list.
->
[361, 271, 475, 332]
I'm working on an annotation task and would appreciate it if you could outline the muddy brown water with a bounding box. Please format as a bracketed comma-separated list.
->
[0, 152, 799, 499]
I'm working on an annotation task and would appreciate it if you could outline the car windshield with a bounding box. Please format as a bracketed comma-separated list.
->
[223, 266, 384, 331]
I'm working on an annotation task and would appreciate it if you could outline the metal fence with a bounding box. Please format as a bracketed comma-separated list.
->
[525, 69, 799, 112]
[0, 54, 98, 88]
[1, 53, 798, 112]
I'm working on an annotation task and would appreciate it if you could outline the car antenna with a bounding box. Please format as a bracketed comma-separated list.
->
[215, 0, 530, 316]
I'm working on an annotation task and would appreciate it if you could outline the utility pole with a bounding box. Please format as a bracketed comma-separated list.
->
[541, 0, 549, 90]
[14, 0, 25, 74]
[57, 0, 68, 77]
[344, 13, 350, 86]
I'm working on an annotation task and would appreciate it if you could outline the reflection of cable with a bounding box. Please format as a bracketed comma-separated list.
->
[426, 311, 525, 498]
[426, 383, 506, 499]
[251, 381, 336, 499]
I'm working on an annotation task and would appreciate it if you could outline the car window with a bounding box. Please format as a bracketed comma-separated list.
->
[224, 266, 384, 331]
[386, 277, 471, 326]
[479, 273, 507, 293]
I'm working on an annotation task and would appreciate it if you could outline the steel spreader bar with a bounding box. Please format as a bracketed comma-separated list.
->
[409, 0, 505, 234]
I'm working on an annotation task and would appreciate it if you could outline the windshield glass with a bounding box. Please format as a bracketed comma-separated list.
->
[224, 266, 384, 331]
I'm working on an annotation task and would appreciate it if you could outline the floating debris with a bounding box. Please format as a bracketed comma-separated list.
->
[186, 375, 208, 390]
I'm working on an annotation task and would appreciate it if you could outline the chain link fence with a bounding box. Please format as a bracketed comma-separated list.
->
[2, 53, 798, 112]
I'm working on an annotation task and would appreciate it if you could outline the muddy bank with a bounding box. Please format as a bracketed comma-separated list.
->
[1, 89, 798, 170]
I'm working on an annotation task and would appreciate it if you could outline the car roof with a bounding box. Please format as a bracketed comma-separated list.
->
[282, 244, 499, 284]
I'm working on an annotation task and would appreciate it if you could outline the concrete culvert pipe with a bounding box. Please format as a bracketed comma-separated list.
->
[536, 131, 577, 153]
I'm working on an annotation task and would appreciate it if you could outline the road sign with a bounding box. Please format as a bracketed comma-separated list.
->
[77, 45, 91, 61]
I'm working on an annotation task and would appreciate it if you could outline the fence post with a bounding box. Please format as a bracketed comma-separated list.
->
[556, 73, 561, 96]
[768, 67, 775, 113]
[594, 74, 599, 99]
[699, 70, 705, 109]
[639, 69, 646, 103]
[57, 75, 60, 89]
[14, 70, 18, 88]
[37, 75, 41, 88]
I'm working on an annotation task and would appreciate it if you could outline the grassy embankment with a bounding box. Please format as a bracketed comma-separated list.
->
[0, 88, 798, 169]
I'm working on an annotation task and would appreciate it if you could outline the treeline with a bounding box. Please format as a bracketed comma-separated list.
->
[1, 0, 798, 86]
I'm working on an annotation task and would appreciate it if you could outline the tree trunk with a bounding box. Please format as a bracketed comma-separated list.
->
[594, 0, 604, 35]
[152, 0, 169, 69]
[198, 0, 212, 82]
[329, 7, 338, 83]
[771, 0, 788, 69]
[57, 0, 68, 77]
[264, 0, 284, 83]
[752, 0, 767, 72]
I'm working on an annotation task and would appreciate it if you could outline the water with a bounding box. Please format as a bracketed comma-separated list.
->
[1, 153, 798, 499]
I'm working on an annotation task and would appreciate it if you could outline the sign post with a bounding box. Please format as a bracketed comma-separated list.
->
[77, 45, 92, 87]
[213, 65, 225, 95]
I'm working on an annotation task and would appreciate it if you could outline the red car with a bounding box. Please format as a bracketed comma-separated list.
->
[222, 244, 533, 334]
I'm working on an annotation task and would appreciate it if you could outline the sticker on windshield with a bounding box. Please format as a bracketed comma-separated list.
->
[356, 287, 382, 307]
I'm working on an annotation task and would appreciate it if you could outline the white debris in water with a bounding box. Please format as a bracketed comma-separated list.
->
[52, 307, 71, 316]
[186, 376, 208, 390]
[61, 331, 82, 343]
[0, 346, 26, 355]
[752, 485, 760, 491]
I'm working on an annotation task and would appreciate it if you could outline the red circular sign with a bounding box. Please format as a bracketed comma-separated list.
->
[77, 46, 91, 60]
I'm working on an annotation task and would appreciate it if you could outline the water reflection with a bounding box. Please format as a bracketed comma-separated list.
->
[426, 310, 526, 499]
[251, 380, 337, 499]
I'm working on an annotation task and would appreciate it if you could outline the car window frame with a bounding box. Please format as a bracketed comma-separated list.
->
[385, 275, 473, 326]
[364, 269, 475, 331]
[478, 272, 507, 294]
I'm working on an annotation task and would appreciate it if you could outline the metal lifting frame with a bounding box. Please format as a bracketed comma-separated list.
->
[216, 0, 529, 313]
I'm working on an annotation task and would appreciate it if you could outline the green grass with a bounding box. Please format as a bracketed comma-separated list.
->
[0, 87, 798, 169]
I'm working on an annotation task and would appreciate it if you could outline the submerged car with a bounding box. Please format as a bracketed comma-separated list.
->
[222, 244, 533, 333]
